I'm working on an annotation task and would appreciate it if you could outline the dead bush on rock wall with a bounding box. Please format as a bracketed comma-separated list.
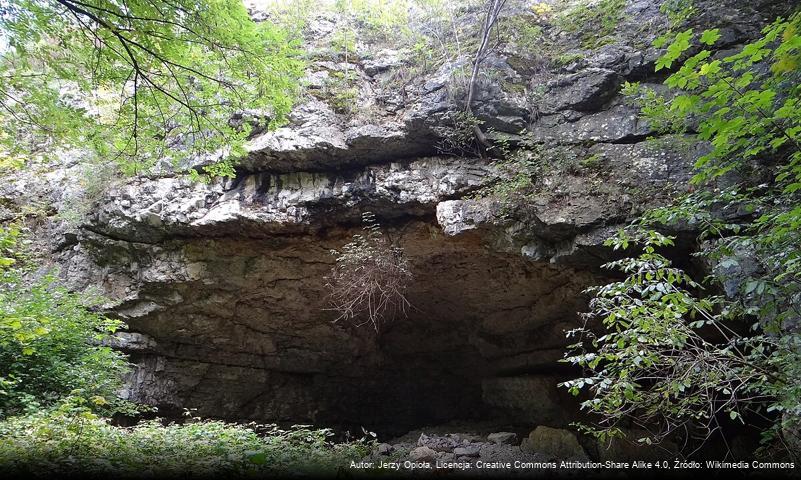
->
[433, 110, 486, 157]
[325, 212, 413, 333]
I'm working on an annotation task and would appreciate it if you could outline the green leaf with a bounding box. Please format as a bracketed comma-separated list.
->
[699, 60, 721, 76]
[656, 29, 693, 71]
[700, 28, 721, 46]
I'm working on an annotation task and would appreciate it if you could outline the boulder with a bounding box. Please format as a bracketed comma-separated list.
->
[362, 49, 408, 76]
[377, 443, 394, 455]
[409, 446, 436, 462]
[418, 433, 460, 452]
[520, 426, 587, 459]
[479, 443, 552, 464]
[453, 445, 481, 457]
[487, 432, 517, 445]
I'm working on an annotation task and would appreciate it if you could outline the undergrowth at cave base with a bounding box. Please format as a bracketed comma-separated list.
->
[0, 402, 372, 477]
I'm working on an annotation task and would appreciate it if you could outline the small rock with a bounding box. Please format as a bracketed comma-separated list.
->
[479, 443, 510, 461]
[453, 445, 481, 457]
[409, 446, 436, 462]
[437, 452, 456, 462]
[417, 433, 459, 452]
[377, 443, 394, 455]
[487, 432, 517, 445]
[520, 426, 587, 459]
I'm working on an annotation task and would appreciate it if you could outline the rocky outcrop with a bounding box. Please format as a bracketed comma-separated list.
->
[1, 0, 792, 440]
[87, 156, 492, 243]
[238, 99, 437, 172]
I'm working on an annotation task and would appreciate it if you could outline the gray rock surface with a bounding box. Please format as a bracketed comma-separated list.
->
[418, 432, 462, 452]
[377, 443, 394, 455]
[541, 68, 622, 114]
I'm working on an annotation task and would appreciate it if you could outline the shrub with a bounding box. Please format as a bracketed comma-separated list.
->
[0, 224, 129, 417]
[433, 111, 486, 157]
[325, 212, 413, 333]
[561, 229, 800, 455]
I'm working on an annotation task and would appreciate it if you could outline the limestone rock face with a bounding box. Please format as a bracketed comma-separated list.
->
[239, 99, 436, 172]
[0, 0, 790, 438]
[540, 68, 622, 114]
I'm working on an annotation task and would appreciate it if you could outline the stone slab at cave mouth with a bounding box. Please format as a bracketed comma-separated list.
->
[115, 219, 600, 437]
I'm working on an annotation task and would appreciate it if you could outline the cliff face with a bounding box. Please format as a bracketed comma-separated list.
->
[0, 0, 789, 434]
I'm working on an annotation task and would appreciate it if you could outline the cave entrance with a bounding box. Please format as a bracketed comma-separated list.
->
[121, 222, 600, 436]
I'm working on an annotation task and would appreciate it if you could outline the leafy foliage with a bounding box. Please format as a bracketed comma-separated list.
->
[0, 0, 303, 174]
[0, 224, 129, 417]
[631, 12, 801, 331]
[325, 212, 413, 333]
[564, 10, 801, 457]
[0, 404, 371, 477]
[334, 0, 413, 42]
[562, 230, 798, 453]
[0, 226, 128, 416]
